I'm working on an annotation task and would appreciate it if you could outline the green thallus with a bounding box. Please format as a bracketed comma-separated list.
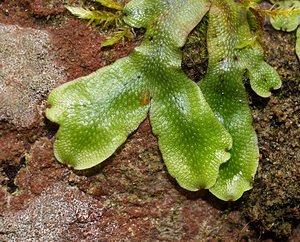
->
[46, 0, 283, 201]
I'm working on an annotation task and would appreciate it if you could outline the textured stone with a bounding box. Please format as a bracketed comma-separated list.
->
[0, 24, 65, 127]
[0, 182, 103, 241]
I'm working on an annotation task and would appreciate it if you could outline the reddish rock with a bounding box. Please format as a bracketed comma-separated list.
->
[0, 132, 25, 163]
[30, 0, 65, 16]
[0, 187, 8, 214]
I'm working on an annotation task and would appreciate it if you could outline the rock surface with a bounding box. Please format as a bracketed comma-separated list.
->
[0, 24, 65, 127]
[0, 0, 299, 241]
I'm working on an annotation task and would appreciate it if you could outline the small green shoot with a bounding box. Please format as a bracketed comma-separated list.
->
[66, 6, 121, 27]
[95, 0, 123, 11]
[101, 27, 134, 47]
[66, 0, 134, 47]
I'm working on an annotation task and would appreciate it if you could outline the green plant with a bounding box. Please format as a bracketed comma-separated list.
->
[46, 0, 282, 201]
[66, 0, 134, 47]
[268, 0, 300, 59]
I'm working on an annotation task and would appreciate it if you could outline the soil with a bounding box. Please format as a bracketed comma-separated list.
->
[0, 0, 299, 241]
